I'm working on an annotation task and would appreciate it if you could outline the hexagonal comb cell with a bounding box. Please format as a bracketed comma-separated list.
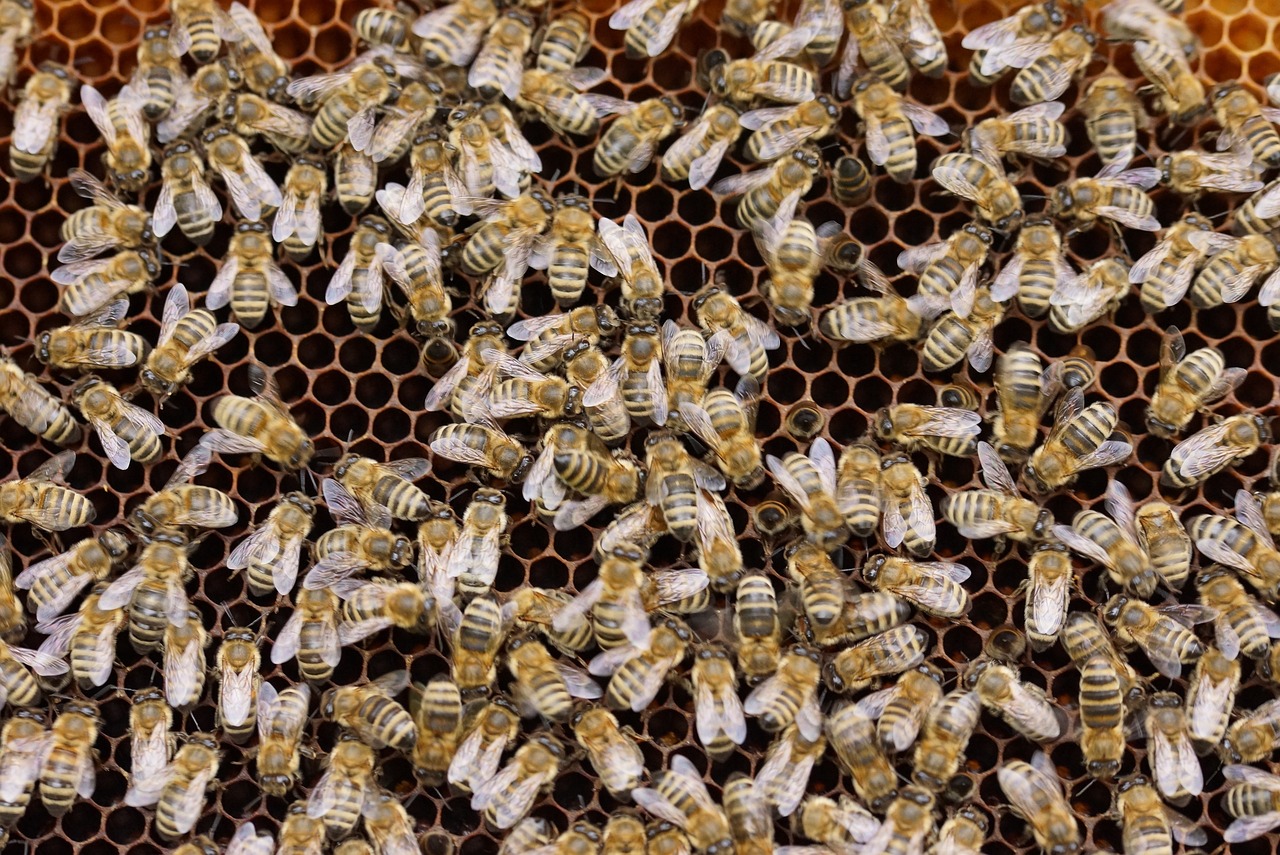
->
[0, 0, 1275, 852]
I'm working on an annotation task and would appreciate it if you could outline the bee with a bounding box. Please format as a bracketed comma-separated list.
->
[595, 213, 665, 319]
[386, 236, 455, 367]
[714, 146, 821, 235]
[506, 587, 592, 655]
[334, 141, 377, 215]
[683, 646, 747, 762]
[363, 82, 448, 170]
[206, 222, 298, 329]
[632, 753, 733, 854]
[1021, 540, 1073, 651]
[335, 579, 429, 645]
[133, 731, 221, 839]
[33, 702, 99, 819]
[997, 754, 1080, 855]
[271, 586, 341, 683]
[969, 660, 1061, 742]
[506, 635, 602, 722]
[739, 94, 840, 164]
[1224, 763, 1280, 842]
[353, 4, 411, 49]
[1147, 327, 1246, 438]
[322, 670, 416, 751]
[536, 11, 591, 73]
[991, 220, 1071, 319]
[967, 102, 1068, 165]
[130, 451, 236, 541]
[933, 806, 990, 855]
[140, 283, 241, 403]
[480, 351, 575, 424]
[94, 527, 191, 654]
[0, 710, 50, 825]
[861, 555, 970, 618]
[609, 0, 699, 57]
[1197, 567, 1280, 661]
[1192, 233, 1280, 308]
[80, 83, 152, 192]
[874, 404, 982, 457]
[514, 67, 610, 139]
[288, 56, 399, 150]
[468, 10, 535, 99]
[897, 225, 991, 319]
[406, 678, 461, 787]
[757, 218, 828, 327]
[54, 249, 161, 319]
[567, 341, 632, 444]
[0, 450, 95, 533]
[170, 0, 239, 62]
[527, 196, 617, 309]
[412, 0, 498, 66]
[1210, 82, 1280, 168]
[794, 794, 878, 851]
[594, 96, 686, 178]
[334, 454, 432, 524]
[1117, 773, 1209, 853]
[852, 663, 943, 754]
[733, 574, 782, 684]
[509, 304, 622, 371]
[326, 215, 398, 329]
[200, 125, 281, 221]
[646, 434, 726, 542]
[602, 814, 645, 855]
[879, 452, 935, 556]
[753, 724, 826, 818]
[1129, 38, 1205, 124]
[591, 616, 691, 712]
[211, 626, 261, 743]
[499, 819, 554, 855]
[573, 706, 645, 799]
[1162, 414, 1268, 489]
[150, 143, 222, 248]
[767, 437, 848, 550]
[1153, 147, 1264, 202]
[1080, 72, 1147, 172]
[0, 0, 33, 86]
[829, 625, 928, 693]
[430, 421, 533, 483]
[33, 581, 124, 690]
[203, 366, 313, 470]
[58, 168, 155, 263]
[849, 78, 949, 184]
[1224, 697, 1280, 764]
[227, 492, 314, 597]
[544, 426, 642, 529]
[1143, 692, 1203, 801]
[931, 153, 1024, 232]
[465, 193, 557, 318]
[826, 702, 898, 810]
[677, 385, 763, 492]
[859, 787, 937, 855]
[1186, 647, 1240, 748]
[10, 62, 74, 182]
[35, 304, 149, 380]
[276, 802, 328, 855]
[943, 443, 1052, 542]
[159, 604, 207, 712]
[367, 789, 428, 855]
[448, 695, 520, 793]
[1135, 214, 1240, 312]
[963, 0, 1063, 84]
[824, 154, 874, 208]
[1103, 594, 1212, 679]
[1047, 257, 1130, 334]
[553, 542, 650, 651]
[1077, 654, 1125, 780]
[652, 323, 719, 432]
[819, 287, 935, 345]
[911, 688, 981, 792]
[1006, 24, 1095, 105]
[253, 681, 311, 797]
[833, 0, 910, 93]
[1054, 481, 1158, 597]
[306, 480, 414, 589]
[1023, 390, 1130, 495]
[155, 57, 242, 144]
[472, 732, 565, 830]
[661, 103, 740, 190]
[221, 89, 313, 155]
[305, 734, 374, 839]
[990, 345, 1056, 462]
[451, 592, 508, 695]
[1063, 610, 1141, 698]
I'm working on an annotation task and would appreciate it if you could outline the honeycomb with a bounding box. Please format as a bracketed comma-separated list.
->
[0, 0, 1277, 852]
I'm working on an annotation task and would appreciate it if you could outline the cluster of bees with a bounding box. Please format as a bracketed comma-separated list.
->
[4, 0, 1280, 852]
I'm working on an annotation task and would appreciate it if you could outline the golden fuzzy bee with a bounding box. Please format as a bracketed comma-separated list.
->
[1132, 214, 1241, 313]
[468, 10, 535, 99]
[1054, 480, 1158, 597]
[33, 701, 98, 819]
[515, 67, 611, 139]
[322, 670, 416, 751]
[570, 706, 643, 801]
[609, 0, 699, 57]
[754, 724, 826, 818]
[37, 300, 149, 376]
[1077, 653, 1124, 780]
[407, 677, 462, 787]
[768, 437, 848, 550]
[53, 248, 161, 319]
[1023, 540, 1073, 650]
[1146, 328, 1245, 437]
[853, 662, 943, 754]
[0, 635, 67, 709]
[962, 0, 1064, 84]
[1080, 72, 1146, 172]
[472, 732, 565, 830]
[210, 221, 300, 329]
[202, 366, 313, 471]
[305, 479, 413, 590]
[215, 626, 261, 743]
[509, 304, 622, 371]
[970, 660, 1062, 742]
[58, 168, 155, 264]
[334, 578, 429, 645]
[931, 152, 1024, 232]
[363, 787, 419, 855]
[879, 452, 935, 556]
[597, 213, 666, 319]
[1050, 168, 1162, 234]
[714, 146, 821, 236]
[506, 635, 602, 721]
[1185, 646, 1239, 751]
[535, 11, 591, 73]
[141, 283, 241, 403]
[1116, 773, 1208, 853]
[594, 96, 686, 178]
[997, 754, 1080, 855]
[829, 624, 928, 694]
[411, 0, 498, 65]
[826, 701, 898, 811]
[1211, 82, 1280, 168]
[733, 574, 782, 684]
[430, 421, 533, 483]
[1133, 495, 1194, 590]
[1048, 257, 1130, 334]
[327, 215, 400, 329]
[153, 142, 221, 247]
[740, 94, 840, 163]
[687, 646, 746, 761]
[335, 453, 433, 523]
[81, 83, 152, 192]
[679, 381, 763, 489]
[862, 555, 970, 618]
[590, 615, 691, 712]
[873, 404, 982, 456]
[305, 734, 375, 840]
[632, 753, 732, 853]
[334, 141, 377, 215]
[160, 607, 206, 713]
[462, 191, 556, 318]
[255, 681, 311, 797]
[448, 695, 519, 794]
[1, 356, 81, 447]
[528, 195, 618, 309]
[933, 805, 989, 855]
[967, 102, 1068, 166]
[849, 78, 949, 184]
[154, 57, 242, 145]
[0, 451, 95, 533]
[271, 586, 342, 683]
[1197, 567, 1280, 661]
[1004, 24, 1096, 105]
[1143, 692, 1203, 801]
[97, 527, 193, 654]
[794, 794, 879, 851]
[1063, 610, 1142, 700]
[1103, 594, 1212, 679]
[120, 689, 173, 810]
[656, 321, 720, 430]
[125, 731, 219, 839]
[228, 492, 314, 597]
[288, 55, 400, 151]
[898, 221, 993, 312]
[943, 443, 1052, 542]
[1223, 697, 1280, 764]
[819, 286, 936, 345]
[1162, 414, 1268, 490]
[989, 344, 1058, 461]
[34, 582, 125, 690]
[1150, 146, 1265, 201]
[10, 62, 74, 182]
[661, 103, 740, 190]
[200, 125, 282, 222]
[449, 592, 508, 696]
[1223, 763, 1280, 842]
[911, 688, 981, 792]
[1023, 390, 1130, 495]
[858, 787, 937, 855]
[754, 218, 827, 327]
[1193, 233, 1280, 308]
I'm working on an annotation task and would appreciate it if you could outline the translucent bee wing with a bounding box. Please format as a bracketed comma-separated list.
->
[976, 442, 1017, 495]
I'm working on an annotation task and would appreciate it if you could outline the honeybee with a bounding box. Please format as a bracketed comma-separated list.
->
[403, 678, 462, 787]
[465, 192, 557, 318]
[911, 688, 981, 792]
[1163, 414, 1268, 489]
[943, 443, 1051, 542]
[211, 626, 260, 743]
[123, 689, 174, 808]
[852, 663, 942, 754]
[448, 695, 519, 793]
[506, 635, 602, 722]
[10, 62, 74, 182]
[860, 787, 937, 855]
[1117, 774, 1209, 854]
[595, 95, 686, 177]
[1063, 610, 1141, 697]
[997, 754, 1080, 855]
[430, 422, 533, 483]
[141, 283, 241, 403]
[1209, 82, 1280, 169]
[932, 806, 990, 855]
[478, 350, 575, 424]
[645, 434, 726, 542]
[930, 153, 1024, 232]
[849, 78, 949, 184]
[1004, 24, 1096, 105]
[288, 55, 399, 150]
[661, 103, 740, 190]
[754, 218, 825, 326]
[151, 143, 222, 250]
[305, 734, 375, 839]
[94, 527, 192, 654]
[81, 83, 152, 192]
[31, 702, 98, 820]
[767, 437, 847, 550]
[969, 660, 1061, 742]
[498, 819, 554, 855]
[1129, 38, 1205, 124]
[828, 625, 928, 694]
[202, 367, 313, 472]
[739, 95, 840, 164]
[1198, 567, 1280, 660]
[211, 225, 301, 330]
[251, 681, 311, 797]
[540, 426, 641, 529]
[322, 670, 416, 751]
[333, 141, 377, 215]
[53, 249, 161, 319]
[967, 102, 1068, 166]
[1186, 646, 1240, 748]
[1076, 654, 1124, 780]
[874, 404, 982, 457]
[1080, 72, 1146, 172]
[1023, 391, 1130, 495]
[271, 586, 342, 682]
[1047, 257, 1130, 334]
[0, 541, 21, 643]
[1151, 147, 1264, 204]
[472, 732, 565, 830]
[32, 581, 123, 690]
[732, 574, 782, 685]
[528, 196, 618, 309]
[1146, 328, 1246, 438]
[36, 310, 147, 382]
[1143, 692, 1204, 801]
[862, 555, 970, 618]
[466, 10, 534, 99]
[632, 753, 732, 853]
[161, 606, 208, 712]
[0, 450, 94, 533]
[1194, 495, 1280, 601]
[227, 492, 314, 597]
[597, 213, 665, 319]
[1021, 540, 1072, 651]
[1054, 481, 1158, 597]
[819, 287, 935, 345]
[591, 616, 691, 712]
[990, 345, 1056, 461]
[200, 125, 281, 221]
[514, 67, 611, 139]
[1223, 697, 1280, 764]
[509, 304, 622, 371]
[652, 323, 719, 432]
[897, 224, 991, 319]
[794, 794, 878, 851]
[536, 11, 591, 72]
[572, 706, 644, 799]
[713, 146, 821, 236]
[58, 168, 155, 263]
[962, 0, 1063, 84]
[1193, 233, 1279, 308]
[1223, 763, 1280, 842]
[1103, 594, 1212, 679]
[1134, 214, 1237, 313]
[450, 592, 508, 695]
[128, 731, 220, 840]
[412, 0, 497, 65]
[326, 215, 399, 329]
[677, 382, 766, 490]
[879, 453, 935, 556]
[334, 454, 433, 524]
[752, 725, 825, 819]
[833, 0, 909, 93]
[506, 587, 591, 656]
[154, 58, 242, 144]
[609, 0, 699, 57]
[601, 814, 645, 855]
[825, 701, 897, 811]
[305, 480, 413, 590]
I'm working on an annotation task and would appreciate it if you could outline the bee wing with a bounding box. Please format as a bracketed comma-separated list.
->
[1093, 203, 1161, 232]
[1226, 814, 1280, 845]
[694, 673, 746, 746]
[1052, 523, 1115, 568]
[0, 732, 51, 802]
[12, 95, 58, 155]
[712, 167, 776, 197]
[1235, 489, 1277, 546]
[608, 0, 661, 29]
[79, 85, 117, 144]
[652, 567, 710, 607]
[163, 635, 204, 708]
[16, 551, 85, 618]
[631, 786, 688, 827]
[1170, 423, 1237, 479]
[7, 643, 69, 676]
[1225, 763, 1280, 787]
[809, 437, 838, 494]
[961, 12, 1028, 49]
[900, 103, 951, 138]
[475, 764, 544, 830]
[124, 762, 175, 808]
[1152, 723, 1203, 797]
[862, 115, 893, 168]
[307, 765, 361, 818]
[555, 662, 603, 699]
[34, 612, 80, 658]
[766, 455, 813, 513]
[754, 736, 804, 816]
[220, 662, 258, 728]
[910, 407, 983, 438]
[975, 442, 1016, 495]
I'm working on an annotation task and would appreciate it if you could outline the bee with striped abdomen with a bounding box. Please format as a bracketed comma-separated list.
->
[9, 62, 74, 182]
